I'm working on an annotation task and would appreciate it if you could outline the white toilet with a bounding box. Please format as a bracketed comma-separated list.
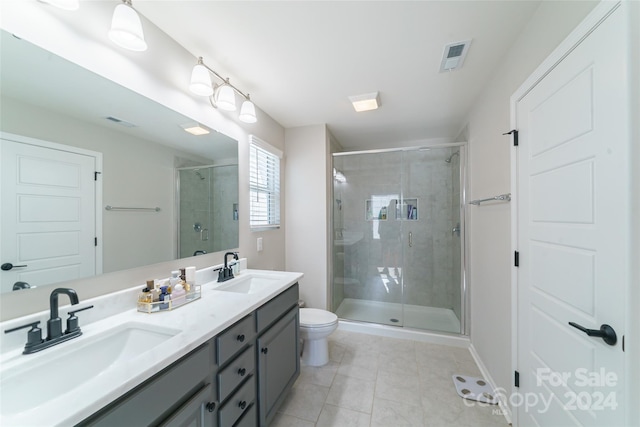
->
[299, 308, 338, 366]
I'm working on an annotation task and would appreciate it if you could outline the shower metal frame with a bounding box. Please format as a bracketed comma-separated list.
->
[330, 142, 469, 336]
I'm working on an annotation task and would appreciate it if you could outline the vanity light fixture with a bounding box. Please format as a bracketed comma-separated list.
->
[38, 0, 79, 10]
[189, 57, 257, 124]
[348, 92, 381, 112]
[108, 0, 147, 52]
[181, 123, 211, 136]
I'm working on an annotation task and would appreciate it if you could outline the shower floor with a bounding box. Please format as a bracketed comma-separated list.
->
[335, 298, 461, 334]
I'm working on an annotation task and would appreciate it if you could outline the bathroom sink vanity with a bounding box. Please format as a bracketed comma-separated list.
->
[0, 267, 302, 427]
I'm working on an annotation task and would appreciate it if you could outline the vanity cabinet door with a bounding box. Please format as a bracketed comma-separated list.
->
[160, 382, 217, 427]
[257, 306, 299, 426]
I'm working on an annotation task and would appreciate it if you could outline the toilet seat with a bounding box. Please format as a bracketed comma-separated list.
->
[300, 308, 338, 328]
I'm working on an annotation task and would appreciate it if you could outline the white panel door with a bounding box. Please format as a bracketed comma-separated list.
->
[516, 5, 628, 427]
[0, 138, 97, 292]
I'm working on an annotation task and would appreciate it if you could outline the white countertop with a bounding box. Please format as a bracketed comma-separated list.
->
[0, 266, 303, 427]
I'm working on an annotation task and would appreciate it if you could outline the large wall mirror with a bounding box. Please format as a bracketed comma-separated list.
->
[0, 30, 239, 294]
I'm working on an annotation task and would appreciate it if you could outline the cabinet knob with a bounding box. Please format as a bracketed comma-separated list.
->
[236, 334, 245, 343]
[261, 347, 268, 354]
[238, 400, 247, 410]
[206, 401, 216, 413]
[238, 367, 246, 377]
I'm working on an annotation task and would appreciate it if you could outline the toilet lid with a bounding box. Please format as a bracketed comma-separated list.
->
[300, 308, 338, 328]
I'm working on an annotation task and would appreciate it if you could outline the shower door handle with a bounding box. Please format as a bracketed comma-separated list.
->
[408, 232, 413, 247]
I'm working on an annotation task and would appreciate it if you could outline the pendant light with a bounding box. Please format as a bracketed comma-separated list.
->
[109, 0, 147, 52]
[189, 57, 258, 124]
[189, 58, 214, 96]
[215, 81, 237, 111]
[239, 95, 257, 123]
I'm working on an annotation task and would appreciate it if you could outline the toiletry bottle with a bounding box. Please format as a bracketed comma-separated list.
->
[159, 285, 170, 310]
[146, 280, 156, 290]
[172, 283, 186, 307]
[138, 287, 152, 303]
[169, 270, 179, 293]
[185, 266, 196, 296]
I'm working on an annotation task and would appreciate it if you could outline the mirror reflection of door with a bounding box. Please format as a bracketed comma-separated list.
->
[177, 165, 239, 258]
[0, 136, 100, 293]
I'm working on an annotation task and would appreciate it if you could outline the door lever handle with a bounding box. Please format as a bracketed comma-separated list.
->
[568, 322, 617, 346]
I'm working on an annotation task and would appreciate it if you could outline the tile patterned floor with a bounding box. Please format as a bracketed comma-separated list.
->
[270, 329, 509, 427]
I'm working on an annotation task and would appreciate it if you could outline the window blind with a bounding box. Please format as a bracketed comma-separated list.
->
[249, 137, 281, 229]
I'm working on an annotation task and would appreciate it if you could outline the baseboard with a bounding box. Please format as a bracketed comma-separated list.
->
[468, 343, 513, 425]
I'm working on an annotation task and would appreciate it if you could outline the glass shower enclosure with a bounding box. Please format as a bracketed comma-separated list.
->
[331, 145, 466, 334]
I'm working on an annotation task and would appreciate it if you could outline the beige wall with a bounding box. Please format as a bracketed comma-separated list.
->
[284, 125, 333, 309]
[463, 0, 598, 407]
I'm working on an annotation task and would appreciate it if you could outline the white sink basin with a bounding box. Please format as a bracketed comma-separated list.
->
[0, 322, 179, 415]
[213, 273, 281, 294]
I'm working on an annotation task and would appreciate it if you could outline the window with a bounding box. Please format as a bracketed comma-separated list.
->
[249, 136, 281, 229]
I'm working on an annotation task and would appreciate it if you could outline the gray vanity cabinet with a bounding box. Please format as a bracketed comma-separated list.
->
[78, 340, 217, 427]
[256, 284, 300, 426]
[77, 282, 299, 427]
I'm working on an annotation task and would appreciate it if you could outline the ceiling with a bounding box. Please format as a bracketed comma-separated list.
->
[136, 1, 542, 150]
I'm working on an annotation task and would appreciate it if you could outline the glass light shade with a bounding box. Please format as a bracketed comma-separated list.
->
[215, 84, 237, 111]
[189, 64, 214, 96]
[239, 99, 257, 123]
[108, 3, 147, 52]
[39, 0, 79, 10]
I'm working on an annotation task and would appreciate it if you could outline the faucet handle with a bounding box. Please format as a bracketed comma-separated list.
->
[4, 321, 44, 351]
[65, 305, 94, 334]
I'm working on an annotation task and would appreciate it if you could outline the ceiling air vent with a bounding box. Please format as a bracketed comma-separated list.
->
[439, 40, 472, 72]
[105, 116, 136, 128]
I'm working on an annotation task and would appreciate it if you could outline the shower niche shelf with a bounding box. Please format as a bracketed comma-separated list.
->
[365, 198, 418, 221]
[398, 198, 419, 221]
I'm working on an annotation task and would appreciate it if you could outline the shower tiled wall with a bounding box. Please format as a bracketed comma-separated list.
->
[333, 147, 462, 322]
[179, 165, 238, 258]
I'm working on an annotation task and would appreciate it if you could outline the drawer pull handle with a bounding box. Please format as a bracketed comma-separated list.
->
[261, 347, 268, 354]
[238, 400, 247, 410]
[236, 334, 245, 343]
[238, 367, 246, 377]
[206, 401, 216, 413]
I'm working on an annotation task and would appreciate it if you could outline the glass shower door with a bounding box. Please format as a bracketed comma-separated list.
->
[332, 150, 405, 326]
[401, 147, 462, 333]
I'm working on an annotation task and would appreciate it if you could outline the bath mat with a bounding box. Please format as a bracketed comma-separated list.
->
[452, 375, 497, 404]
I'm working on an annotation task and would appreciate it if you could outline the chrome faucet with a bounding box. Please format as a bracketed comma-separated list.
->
[217, 252, 239, 282]
[4, 287, 93, 354]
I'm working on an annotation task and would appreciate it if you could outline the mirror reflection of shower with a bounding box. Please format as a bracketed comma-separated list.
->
[177, 164, 239, 258]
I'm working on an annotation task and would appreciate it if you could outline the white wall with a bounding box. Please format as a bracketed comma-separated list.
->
[284, 125, 332, 309]
[462, 0, 598, 407]
[0, 0, 286, 319]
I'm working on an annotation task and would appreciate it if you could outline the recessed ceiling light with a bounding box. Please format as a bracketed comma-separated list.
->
[348, 92, 380, 112]
[181, 123, 210, 136]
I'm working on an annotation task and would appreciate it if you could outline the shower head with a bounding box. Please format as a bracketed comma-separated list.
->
[445, 151, 460, 163]
[194, 170, 205, 180]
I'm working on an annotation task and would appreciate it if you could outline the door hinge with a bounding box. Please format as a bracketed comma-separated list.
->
[514, 251, 520, 267]
[94, 237, 98, 247]
[94, 171, 101, 181]
[503, 129, 519, 146]
[515, 370, 520, 388]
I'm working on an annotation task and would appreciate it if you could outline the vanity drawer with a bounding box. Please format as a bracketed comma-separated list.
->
[216, 314, 255, 366]
[217, 345, 255, 402]
[218, 375, 256, 427]
[256, 283, 299, 332]
[234, 403, 257, 427]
